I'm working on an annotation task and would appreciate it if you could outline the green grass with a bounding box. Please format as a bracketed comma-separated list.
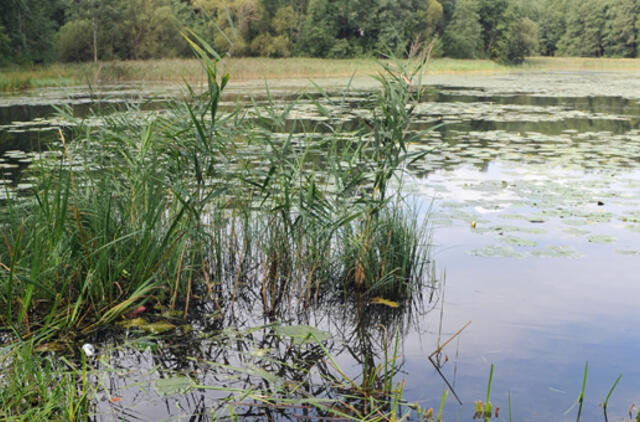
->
[0, 342, 93, 421]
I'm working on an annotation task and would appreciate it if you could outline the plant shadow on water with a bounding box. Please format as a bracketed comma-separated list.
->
[0, 34, 449, 421]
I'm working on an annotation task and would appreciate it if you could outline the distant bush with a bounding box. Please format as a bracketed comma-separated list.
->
[250, 34, 291, 58]
[328, 39, 363, 59]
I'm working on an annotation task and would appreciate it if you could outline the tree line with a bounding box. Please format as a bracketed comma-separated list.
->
[2, 0, 639, 66]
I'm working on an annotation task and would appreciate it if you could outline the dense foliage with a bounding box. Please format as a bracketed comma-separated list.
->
[1, 0, 640, 65]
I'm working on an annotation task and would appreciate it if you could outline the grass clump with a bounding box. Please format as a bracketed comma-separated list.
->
[0, 342, 92, 421]
[0, 34, 436, 340]
[0, 34, 438, 420]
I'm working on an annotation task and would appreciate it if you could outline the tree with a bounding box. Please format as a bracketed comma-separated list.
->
[442, 0, 483, 58]
[0, 25, 10, 65]
[603, 0, 640, 57]
[192, 0, 266, 56]
[494, 11, 538, 64]
[420, 0, 445, 39]
[476, 0, 509, 56]
[537, 9, 565, 56]
[115, 0, 186, 59]
[297, 0, 337, 56]
[0, 0, 66, 64]
[67, 0, 121, 62]
[58, 19, 94, 62]
[557, 0, 609, 57]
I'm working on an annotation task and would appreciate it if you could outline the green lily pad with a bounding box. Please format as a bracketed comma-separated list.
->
[467, 245, 525, 258]
[625, 225, 640, 233]
[587, 235, 617, 244]
[273, 324, 331, 344]
[563, 228, 590, 236]
[532, 246, 583, 259]
[154, 376, 195, 395]
[499, 236, 538, 247]
[563, 219, 588, 226]
[616, 249, 640, 256]
[476, 225, 547, 235]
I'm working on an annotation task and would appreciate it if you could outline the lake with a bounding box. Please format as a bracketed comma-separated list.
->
[1, 70, 640, 421]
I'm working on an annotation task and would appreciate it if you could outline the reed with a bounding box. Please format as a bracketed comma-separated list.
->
[0, 32, 438, 421]
[603, 373, 622, 422]
[0, 30, 433, 341]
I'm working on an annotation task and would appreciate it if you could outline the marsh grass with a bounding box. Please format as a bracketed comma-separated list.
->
[0, 342, 93, 421]
[1, 40, 433, 331]
[0, 33, 439, 420]
[7, 56, 640, 92]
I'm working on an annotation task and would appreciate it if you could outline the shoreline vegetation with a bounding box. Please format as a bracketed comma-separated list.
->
[4, 56, 640, 92]
[0, 34, 438, 420]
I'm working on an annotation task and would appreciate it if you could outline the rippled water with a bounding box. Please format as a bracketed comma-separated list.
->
[2, 71, 640, 421]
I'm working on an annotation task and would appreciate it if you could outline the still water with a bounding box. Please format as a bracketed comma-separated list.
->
[2, 71, 640, 421]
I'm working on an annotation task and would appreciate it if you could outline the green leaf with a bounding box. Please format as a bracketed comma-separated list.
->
[273, 324, 331, 344]
[154, 376, 195, 395]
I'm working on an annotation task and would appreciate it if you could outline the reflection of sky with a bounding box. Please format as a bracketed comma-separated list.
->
[397, 161, 640, 421]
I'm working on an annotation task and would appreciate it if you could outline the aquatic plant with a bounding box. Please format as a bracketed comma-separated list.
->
[0, 31, 440, 421]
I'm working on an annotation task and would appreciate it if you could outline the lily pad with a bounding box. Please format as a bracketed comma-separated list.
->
[563, 219, 589, 226]
[616, 249, 640, 256]
[154, 376, 195, 395]
[467, 245, 525, 258]
[587, 235, 617, 244]
[273, 324, 331, 344]
[499, 236, 538, 247]
[563, 228, 590, 237]
[532, 246, 583, 259]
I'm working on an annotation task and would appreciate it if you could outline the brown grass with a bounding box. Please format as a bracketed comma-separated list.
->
[4, 56, 640, 91]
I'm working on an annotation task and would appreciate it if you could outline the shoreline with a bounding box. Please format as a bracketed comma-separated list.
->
[3, 56, 640, 92]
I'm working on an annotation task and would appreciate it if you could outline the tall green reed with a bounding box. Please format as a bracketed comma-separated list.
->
[0, 32, 437, 342]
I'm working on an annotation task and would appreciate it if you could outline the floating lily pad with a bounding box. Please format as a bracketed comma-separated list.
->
[563, 227, 590, 236]
[532, 246, 583, 259]
[562, 219, 589, 226]
[499, 236, 538, 247]
[116, 318, 176, 333]
[498, 213, 531, 221]
[476, 225, 547, 235]
[467, 245, 525, 258]
[616, 249, 640, 256]
[587, 235, 617, 244]
[154, 376, 195, 395]
[273, 324, 331, 344]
